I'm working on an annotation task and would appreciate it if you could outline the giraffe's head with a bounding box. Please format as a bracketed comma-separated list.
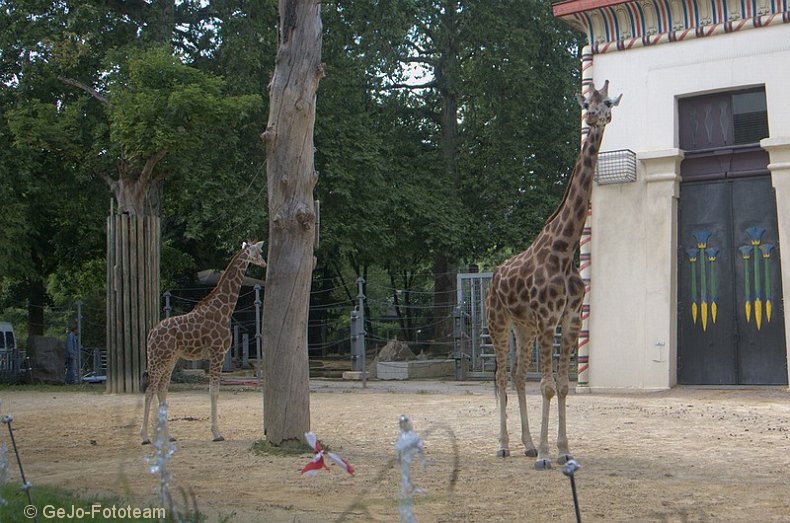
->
[576, 80, 622, 128]
[242, 241, 267, 269]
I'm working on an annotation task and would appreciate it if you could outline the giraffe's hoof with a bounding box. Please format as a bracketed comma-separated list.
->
[525, 448, 538, 458]
[141, 439, 151, 446]
[534, 458, 553, 470]
[212, 436, 225, 442]
[169, 436, 177, 442]
[496, 449, 511, 458]
[557, 453, 574, 465]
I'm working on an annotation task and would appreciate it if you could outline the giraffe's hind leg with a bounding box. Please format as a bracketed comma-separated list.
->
[156, 385, 177, 443]
[489, 304, 512, 458]
[141, 358, 177, 445]
[208, 351, 225, 442]
[141, 385, 155, 445]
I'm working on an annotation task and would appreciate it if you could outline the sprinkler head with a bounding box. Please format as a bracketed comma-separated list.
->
[562, 459, 581, 477]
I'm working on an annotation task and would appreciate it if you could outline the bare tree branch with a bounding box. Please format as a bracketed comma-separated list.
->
[384, 80, 437, 90]
[99, 171, 117, 189]
[402, 56, 436, 66]
[58, 76, 114, 110]
[137, 149, 168, 190]
[405, 40, 436, 58]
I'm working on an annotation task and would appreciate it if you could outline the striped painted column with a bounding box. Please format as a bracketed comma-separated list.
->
[576, 46, 593, 392]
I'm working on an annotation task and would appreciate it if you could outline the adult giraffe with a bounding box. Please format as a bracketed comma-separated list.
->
[486, 81, 621, 469]
[140, 241, 267, 444]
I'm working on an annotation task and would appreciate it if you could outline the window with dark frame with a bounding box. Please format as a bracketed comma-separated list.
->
[679, 87, 768, 150]
[679, 87, 770, 181]
[732, 90, 769, 145]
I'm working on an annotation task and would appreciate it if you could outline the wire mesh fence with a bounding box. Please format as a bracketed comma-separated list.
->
[0, 269, 504, 382]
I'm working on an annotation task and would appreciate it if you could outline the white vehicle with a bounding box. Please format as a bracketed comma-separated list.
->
[0, 322, 16, 352]
[0, 322, 18, 374]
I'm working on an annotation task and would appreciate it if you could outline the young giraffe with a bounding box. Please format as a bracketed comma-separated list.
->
[486, 81, 621, 469]
[140, 241, 267, 444]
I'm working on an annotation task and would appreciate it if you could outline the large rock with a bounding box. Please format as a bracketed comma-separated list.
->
[366, 339, 416, 380]
[376, 339, 416, 362]
[27, 336, 66, 384]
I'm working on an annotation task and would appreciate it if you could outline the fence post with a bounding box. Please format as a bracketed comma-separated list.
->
[356, 277, 366, 388]
[254, 284, 262, 378]
[242, 333, 250, 369]
[233, 324, 240, 362]
[350, 310, 360, 371]
[163, 291, 172, 318]
[452, 306, 468, 380]
[76, 300, 83, 382]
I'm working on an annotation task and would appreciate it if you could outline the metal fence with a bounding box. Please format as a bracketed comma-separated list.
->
[0, 349, 27, 383]
[453, 272, 572, 381]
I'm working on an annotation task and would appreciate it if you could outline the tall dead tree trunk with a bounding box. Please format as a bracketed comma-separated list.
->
[261, 0, 323, 446]
[431, 1, 461, 348]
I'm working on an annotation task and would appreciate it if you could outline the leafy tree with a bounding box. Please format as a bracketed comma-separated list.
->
[368, 0, 582, 347]
[0, 0, 104, 335]
[0, 0, 268, 344]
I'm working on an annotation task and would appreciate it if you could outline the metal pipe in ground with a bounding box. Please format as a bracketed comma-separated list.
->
[3, 415, 35, 522]
[562, 459, 582, 523]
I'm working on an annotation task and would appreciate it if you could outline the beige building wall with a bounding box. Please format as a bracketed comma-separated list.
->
[583, 23, 790, 390]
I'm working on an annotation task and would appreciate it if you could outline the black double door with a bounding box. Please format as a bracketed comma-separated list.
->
[678, 176, 787, 385]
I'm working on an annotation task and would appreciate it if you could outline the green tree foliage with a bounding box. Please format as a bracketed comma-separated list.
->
[1, 0, 583, 351]
[0, 1, 265, 336]
[345, 0, 583, 342]
[459, 0, 582, 262]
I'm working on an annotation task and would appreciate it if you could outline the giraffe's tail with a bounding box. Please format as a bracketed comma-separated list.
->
[140, 370, 149, 393]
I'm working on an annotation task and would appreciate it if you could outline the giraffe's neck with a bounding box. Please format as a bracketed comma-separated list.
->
[545, 124, 605, 254]
[197, 250, 250, 321]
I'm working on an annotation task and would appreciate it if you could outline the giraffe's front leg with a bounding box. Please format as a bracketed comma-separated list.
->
[557, 286, 583, 465]
[535, 375, 555, 470]
[535, 329, 557, 470]
[209, 358, 224, 442]
[492, 328, 512, 458]
[495, 355, 510, 458]
[556, 373, 573, 465]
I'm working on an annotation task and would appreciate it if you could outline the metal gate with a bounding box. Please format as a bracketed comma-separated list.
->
[453, 272, 566, 380]
[678, 176, 787, 384]
[454, 272, 495, 378]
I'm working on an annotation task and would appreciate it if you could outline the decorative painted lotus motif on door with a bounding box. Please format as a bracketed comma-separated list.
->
[687, 228, 777, 332]
[686, 231, 718, 331]
[739, 226, 775, 330]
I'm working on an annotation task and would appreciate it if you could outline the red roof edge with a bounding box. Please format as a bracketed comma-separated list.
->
[552, 0, 633, 18]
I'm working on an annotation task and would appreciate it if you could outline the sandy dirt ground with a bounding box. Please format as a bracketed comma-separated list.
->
[2, 380, 790, 522]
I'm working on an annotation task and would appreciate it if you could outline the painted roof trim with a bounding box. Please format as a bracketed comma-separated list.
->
[552, 0, 631, 18]
[553, 0, 790, 54]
